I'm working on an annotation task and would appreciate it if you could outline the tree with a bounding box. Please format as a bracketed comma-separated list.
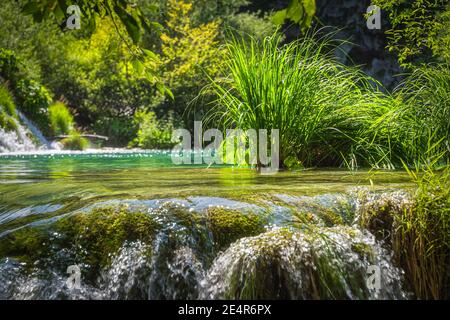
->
[21, 0, 161, 44]
[154, 0, 225, 122]
[373, 0, 449, 67]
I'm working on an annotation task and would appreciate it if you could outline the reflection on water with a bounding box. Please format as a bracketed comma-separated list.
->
[0, 150, 413, 234]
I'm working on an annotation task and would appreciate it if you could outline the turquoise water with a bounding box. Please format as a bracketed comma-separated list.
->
[0, 151, 412, 231]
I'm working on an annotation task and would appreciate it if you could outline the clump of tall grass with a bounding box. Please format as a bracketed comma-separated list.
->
[48, 101, 74, 136]
[360, 156, 449, 299]
[394, 65, 450, 164]
[205, 32, 398, 168]
[398, 161, 449, 299]
[60, 132, 89, 150]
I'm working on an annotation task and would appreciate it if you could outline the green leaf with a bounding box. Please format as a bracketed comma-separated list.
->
[22, 2, 38, 14]
[272, 9, 287, 25]
[114, 5, 141, 44]
[303, 0, 316, 17]
[165, 87, 174, 100]
[131, 59, 144, 75]
[286, 0, 303, 23]
[143, 48, 158, 61]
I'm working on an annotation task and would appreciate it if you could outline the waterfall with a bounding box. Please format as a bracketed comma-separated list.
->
[0, 118, 37, 153]
[17, 111, 51, 148]
[0, 194, 411, 300]
[0, 111, 60, 153]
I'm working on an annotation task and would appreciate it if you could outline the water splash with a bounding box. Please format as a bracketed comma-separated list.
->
[201, 227, 408, 300]
[0, 192, 412, 300]
[0, 121, 37, 153]
[0, 111, 61, 153]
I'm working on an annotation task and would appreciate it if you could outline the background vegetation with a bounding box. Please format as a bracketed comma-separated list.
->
[0, 0, 448, 168]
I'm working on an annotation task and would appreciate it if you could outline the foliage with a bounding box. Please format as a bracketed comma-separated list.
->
[374, 0, 449, 67]
[272, 0, 316, 32]
[20, 0, 161, 45]
[0, 1, 66, 83]
[0, 84, 17, 118]
[0, 84, 18, 132]
[44, 17, 159, 141]
[60, 132, 89, 150]
[360, 162, 450, 299]
[225, 12, 277, 40]
[400, 162, 450, 299]
[48, 102, 74, 136]
[0, 49, 21, 83]
[14, 78, 53, 132]
[156, 0, 225, 123]
[94, 116, 138, 147]
[130, 110, 176, 149]
[395, 65, 450, 163]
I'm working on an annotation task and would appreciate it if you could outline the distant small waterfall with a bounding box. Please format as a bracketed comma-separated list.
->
[17, 111, 51, 148]
[0, 118, 37, 153]
[0, 111, 60, 153]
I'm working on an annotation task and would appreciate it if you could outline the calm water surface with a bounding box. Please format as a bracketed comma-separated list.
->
[0, 150, 413, 234]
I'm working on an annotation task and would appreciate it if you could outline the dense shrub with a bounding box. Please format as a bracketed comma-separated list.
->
[14, 78, 52, 132]
[130, 110, 176, 149]
[0, 84, 17, 132]
[0, 48, 20, 83]
[374, 0, 449, 67]
[60, 133, 89, 151]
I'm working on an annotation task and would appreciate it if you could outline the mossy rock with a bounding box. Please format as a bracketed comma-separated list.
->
[205, 207, 266, 251]
[358, 192, 412, 243]
[54, 205, 158, 279]
[203, 227, 384, 300]
[0, 226, 50, 266]
[291, 203, 344, 227]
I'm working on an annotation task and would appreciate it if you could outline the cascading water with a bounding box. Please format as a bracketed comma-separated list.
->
[0, 118, 37, 153]
[0, 111, 60, 153]
[16, 111, 51, 149]
[0, 192, 412, 300]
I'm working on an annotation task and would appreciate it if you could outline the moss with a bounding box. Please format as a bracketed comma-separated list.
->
[222, 229, 295, 300]
[205, 207, 266, 251]
[351, 242, 375, 262]
[0, 226, 50, 266]
[54, 205, 158, 275]
[291, 203, 344, 228]
[206, 227, 386, 300]
[358, 192, 411, 243]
